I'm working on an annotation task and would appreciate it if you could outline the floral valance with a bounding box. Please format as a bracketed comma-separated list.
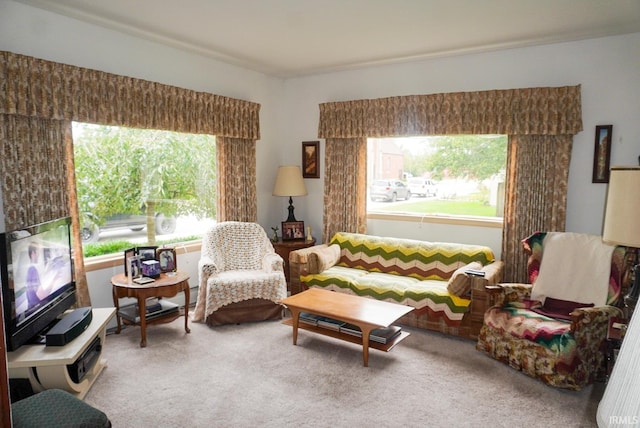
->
[0, 51, 260, 139]
[318, 85, 582, 138]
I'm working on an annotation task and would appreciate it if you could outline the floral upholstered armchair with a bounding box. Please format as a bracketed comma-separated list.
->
[476, 232, 626, 390]
[192, 222, 287, 326]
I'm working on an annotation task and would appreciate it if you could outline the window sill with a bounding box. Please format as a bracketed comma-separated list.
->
[82, 240, 202, 273]
[367, 212, 503, 228]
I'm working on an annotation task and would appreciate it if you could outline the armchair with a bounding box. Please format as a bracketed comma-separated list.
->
[476, 232, 626, 390]
[192, 222, 287, 326]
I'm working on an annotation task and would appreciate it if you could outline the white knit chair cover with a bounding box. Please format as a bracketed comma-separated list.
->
[192, 221, 287, 322]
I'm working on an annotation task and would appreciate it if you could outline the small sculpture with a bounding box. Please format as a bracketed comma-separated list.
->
[271, 226, 279, 243]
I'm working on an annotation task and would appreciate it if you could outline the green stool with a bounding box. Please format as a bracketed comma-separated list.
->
[11, 389, 111, 428]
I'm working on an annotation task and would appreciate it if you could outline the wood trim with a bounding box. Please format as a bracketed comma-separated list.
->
[1, 292, 12, 428]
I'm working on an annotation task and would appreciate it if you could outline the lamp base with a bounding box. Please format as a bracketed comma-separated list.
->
[624, 264, 640, 318]
[286, 196, 297, 222]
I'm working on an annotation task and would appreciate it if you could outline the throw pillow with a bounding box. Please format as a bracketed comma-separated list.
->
[307, 244, 341, 274]
[447, 262, 483, 297]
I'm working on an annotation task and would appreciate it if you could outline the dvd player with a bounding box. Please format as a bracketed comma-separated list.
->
[67, 336, 102, 383]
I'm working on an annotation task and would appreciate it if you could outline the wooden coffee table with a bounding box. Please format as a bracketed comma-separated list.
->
[280, 288, 413, 366]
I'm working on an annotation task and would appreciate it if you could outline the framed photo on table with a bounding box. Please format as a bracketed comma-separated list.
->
[282, 221, 305, 241]
[137, 246, 158, 261]
[592, 125, 612, 183]
[302, 141, 320, 178]
[157, 248, 177, 273]
[124, 247, 136, 276]
[127, 255, 142, 279]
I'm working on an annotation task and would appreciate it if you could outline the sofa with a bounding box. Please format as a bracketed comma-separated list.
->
[289, 232, 504, 339]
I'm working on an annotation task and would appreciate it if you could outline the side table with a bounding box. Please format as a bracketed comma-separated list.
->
[272, 238, 316, 293]
[111, 271, 191, 347]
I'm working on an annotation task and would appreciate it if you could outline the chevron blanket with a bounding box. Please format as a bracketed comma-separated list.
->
[300, 232, 495, 324]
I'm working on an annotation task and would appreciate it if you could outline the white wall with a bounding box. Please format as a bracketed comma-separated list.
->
[282, 33, 640, 251]
[2, 1, 639, 306]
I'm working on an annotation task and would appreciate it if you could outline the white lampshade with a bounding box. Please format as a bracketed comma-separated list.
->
[602, 166, 640, 248]
[272, 166, 307, 197]
[598, 165, 640, 427]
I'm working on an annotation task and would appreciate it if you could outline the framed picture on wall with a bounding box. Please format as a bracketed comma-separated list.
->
[282, 221, 305, 241]
[592, 125, 612, 183]
[302, 141, 320, 178]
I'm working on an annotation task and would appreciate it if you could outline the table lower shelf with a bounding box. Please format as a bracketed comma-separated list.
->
[282, 318, 410, 352]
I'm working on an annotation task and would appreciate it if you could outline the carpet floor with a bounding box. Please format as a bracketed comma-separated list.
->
[84, 316, 604, 427]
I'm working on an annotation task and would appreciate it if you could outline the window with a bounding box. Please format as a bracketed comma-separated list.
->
[72, 123, 217, 256]
[367, 135, 507, 220]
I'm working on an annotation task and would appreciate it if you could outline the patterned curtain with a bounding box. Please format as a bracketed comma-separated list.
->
[0, 52, 260, 138]
[0, 114, 91, 305]
[501, 135, 572, 282]
[216, 137, 257, 222]
[318, 86, 582, 137]
[318, 86, 582, 274]
[322, 138, 367, 242]
[0, 51, 261, 305]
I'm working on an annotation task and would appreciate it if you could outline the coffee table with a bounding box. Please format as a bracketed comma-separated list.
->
[280, 288, 413, 366]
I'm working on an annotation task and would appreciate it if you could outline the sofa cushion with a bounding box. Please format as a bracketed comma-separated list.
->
[447, 261, 483, 297]
[307, 244, 341, 274]
[302, 268, 472, 324]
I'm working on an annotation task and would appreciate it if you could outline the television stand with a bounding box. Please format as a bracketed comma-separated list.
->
[6, 307, 115, 399]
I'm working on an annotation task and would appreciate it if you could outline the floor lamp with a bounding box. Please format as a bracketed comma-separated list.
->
[597, 166, 640, 427]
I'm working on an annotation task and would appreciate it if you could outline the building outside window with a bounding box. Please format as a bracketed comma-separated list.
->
[367, 135, 507, 221]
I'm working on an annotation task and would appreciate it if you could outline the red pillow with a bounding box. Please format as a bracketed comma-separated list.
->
[531, 297, 594, 321]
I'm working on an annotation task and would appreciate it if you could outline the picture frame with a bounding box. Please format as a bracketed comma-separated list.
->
[593, 125, 613, 183]
[137, 246, 158, 261]
[282, 221, 305, 241]
[157, 248, 177, 273]
[123, 247, 137, 276]
[302, 141, 320, 178]
[127, 255, 143, 280]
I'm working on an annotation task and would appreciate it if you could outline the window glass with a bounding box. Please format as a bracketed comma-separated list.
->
[72, 123, 216, 257]
[367, 135, 507, 219]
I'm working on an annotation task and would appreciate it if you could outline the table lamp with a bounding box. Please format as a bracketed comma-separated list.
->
[598, 166, 640, 427]
[602, 166, 640, 314]
[273, 165, 307, 222]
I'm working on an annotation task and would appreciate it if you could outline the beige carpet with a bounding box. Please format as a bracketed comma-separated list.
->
[84, 316, 604, 427]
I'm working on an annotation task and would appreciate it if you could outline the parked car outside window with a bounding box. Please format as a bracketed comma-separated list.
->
[408, 177, 437, 197]
[369, 180, 411, 202]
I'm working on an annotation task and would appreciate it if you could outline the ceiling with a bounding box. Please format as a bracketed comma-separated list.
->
[15, 0, 640, 77]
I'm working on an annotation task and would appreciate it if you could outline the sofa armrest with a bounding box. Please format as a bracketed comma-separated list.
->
[469, 260, 504, 324]
[289, 244, 329, 294]
[263, 252, 284, 273]
[569, 305, 624, 335]
[486, 282, 533, 307]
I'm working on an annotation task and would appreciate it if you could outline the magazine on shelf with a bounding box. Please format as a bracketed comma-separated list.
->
[118, 299, 179, 323]
[370, 325, 402, 344]
[340, 323, 363, 338]
[316, 316, 346, 331]
[299, 312, 321, 326]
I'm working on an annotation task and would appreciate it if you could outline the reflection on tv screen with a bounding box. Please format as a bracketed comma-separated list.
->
[12, 236, 72, 321]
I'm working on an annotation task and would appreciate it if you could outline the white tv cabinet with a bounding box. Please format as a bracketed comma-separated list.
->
[7, 307, 115, 399]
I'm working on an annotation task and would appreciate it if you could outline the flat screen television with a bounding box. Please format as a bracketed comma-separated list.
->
[1, 217, 77, 351]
